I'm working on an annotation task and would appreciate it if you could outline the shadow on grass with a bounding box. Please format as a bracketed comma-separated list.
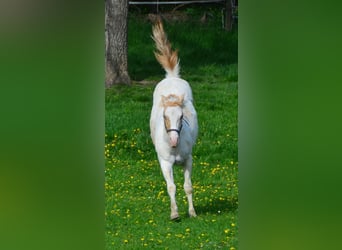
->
[195, 198, 238, 216]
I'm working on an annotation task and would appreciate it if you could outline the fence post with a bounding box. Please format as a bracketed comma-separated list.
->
[224, 0, 232, 31]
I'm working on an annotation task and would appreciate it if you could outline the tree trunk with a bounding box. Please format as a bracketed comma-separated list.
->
[105, 0, 131, 87]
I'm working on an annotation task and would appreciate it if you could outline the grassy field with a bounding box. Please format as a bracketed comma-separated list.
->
[105, 9, 238, 249]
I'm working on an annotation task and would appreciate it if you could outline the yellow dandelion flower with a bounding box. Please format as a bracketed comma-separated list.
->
[124, 239, 128, 243]
[224, 229, 229, 234]
[157, 190, 164, 199]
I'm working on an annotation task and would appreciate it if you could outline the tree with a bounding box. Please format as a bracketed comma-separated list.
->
[105, 0, 131, 87]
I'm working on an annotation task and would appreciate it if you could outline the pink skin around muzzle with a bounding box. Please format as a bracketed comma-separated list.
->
[169, 131, 179, 147]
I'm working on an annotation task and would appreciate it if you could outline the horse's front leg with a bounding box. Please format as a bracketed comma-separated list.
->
[184, 155, 196, 217]
[159, 157, 179, 220]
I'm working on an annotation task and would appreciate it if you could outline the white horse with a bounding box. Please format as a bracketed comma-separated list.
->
[150, 19, 198, 220]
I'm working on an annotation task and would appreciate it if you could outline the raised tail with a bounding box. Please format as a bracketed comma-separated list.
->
[152, 18, 180, 78]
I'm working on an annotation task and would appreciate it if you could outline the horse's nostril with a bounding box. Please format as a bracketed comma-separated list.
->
[170, 140, 178, 147]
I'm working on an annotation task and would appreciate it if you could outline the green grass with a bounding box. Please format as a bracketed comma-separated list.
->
[127, 9, 237, 81]
[105, 11, 238, 250]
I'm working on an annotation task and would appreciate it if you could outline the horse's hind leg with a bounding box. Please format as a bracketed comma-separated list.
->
[159, 158, 179, 220]
[184, 155, 197, 217]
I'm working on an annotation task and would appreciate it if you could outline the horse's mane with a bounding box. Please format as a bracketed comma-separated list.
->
[161, 94, 184, 107]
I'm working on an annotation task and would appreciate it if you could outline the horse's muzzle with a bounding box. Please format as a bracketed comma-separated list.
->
[169, 131, 179, 147]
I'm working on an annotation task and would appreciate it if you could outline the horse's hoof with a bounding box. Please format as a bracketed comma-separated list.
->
[170, 213, 180, 221]
[171, 216, 181, 222]
[189, 209, 197, 218]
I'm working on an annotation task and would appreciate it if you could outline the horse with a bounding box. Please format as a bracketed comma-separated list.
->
[150, 19, 198, 220]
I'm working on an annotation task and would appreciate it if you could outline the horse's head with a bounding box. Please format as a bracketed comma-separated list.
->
[161, 94, 184, 148]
